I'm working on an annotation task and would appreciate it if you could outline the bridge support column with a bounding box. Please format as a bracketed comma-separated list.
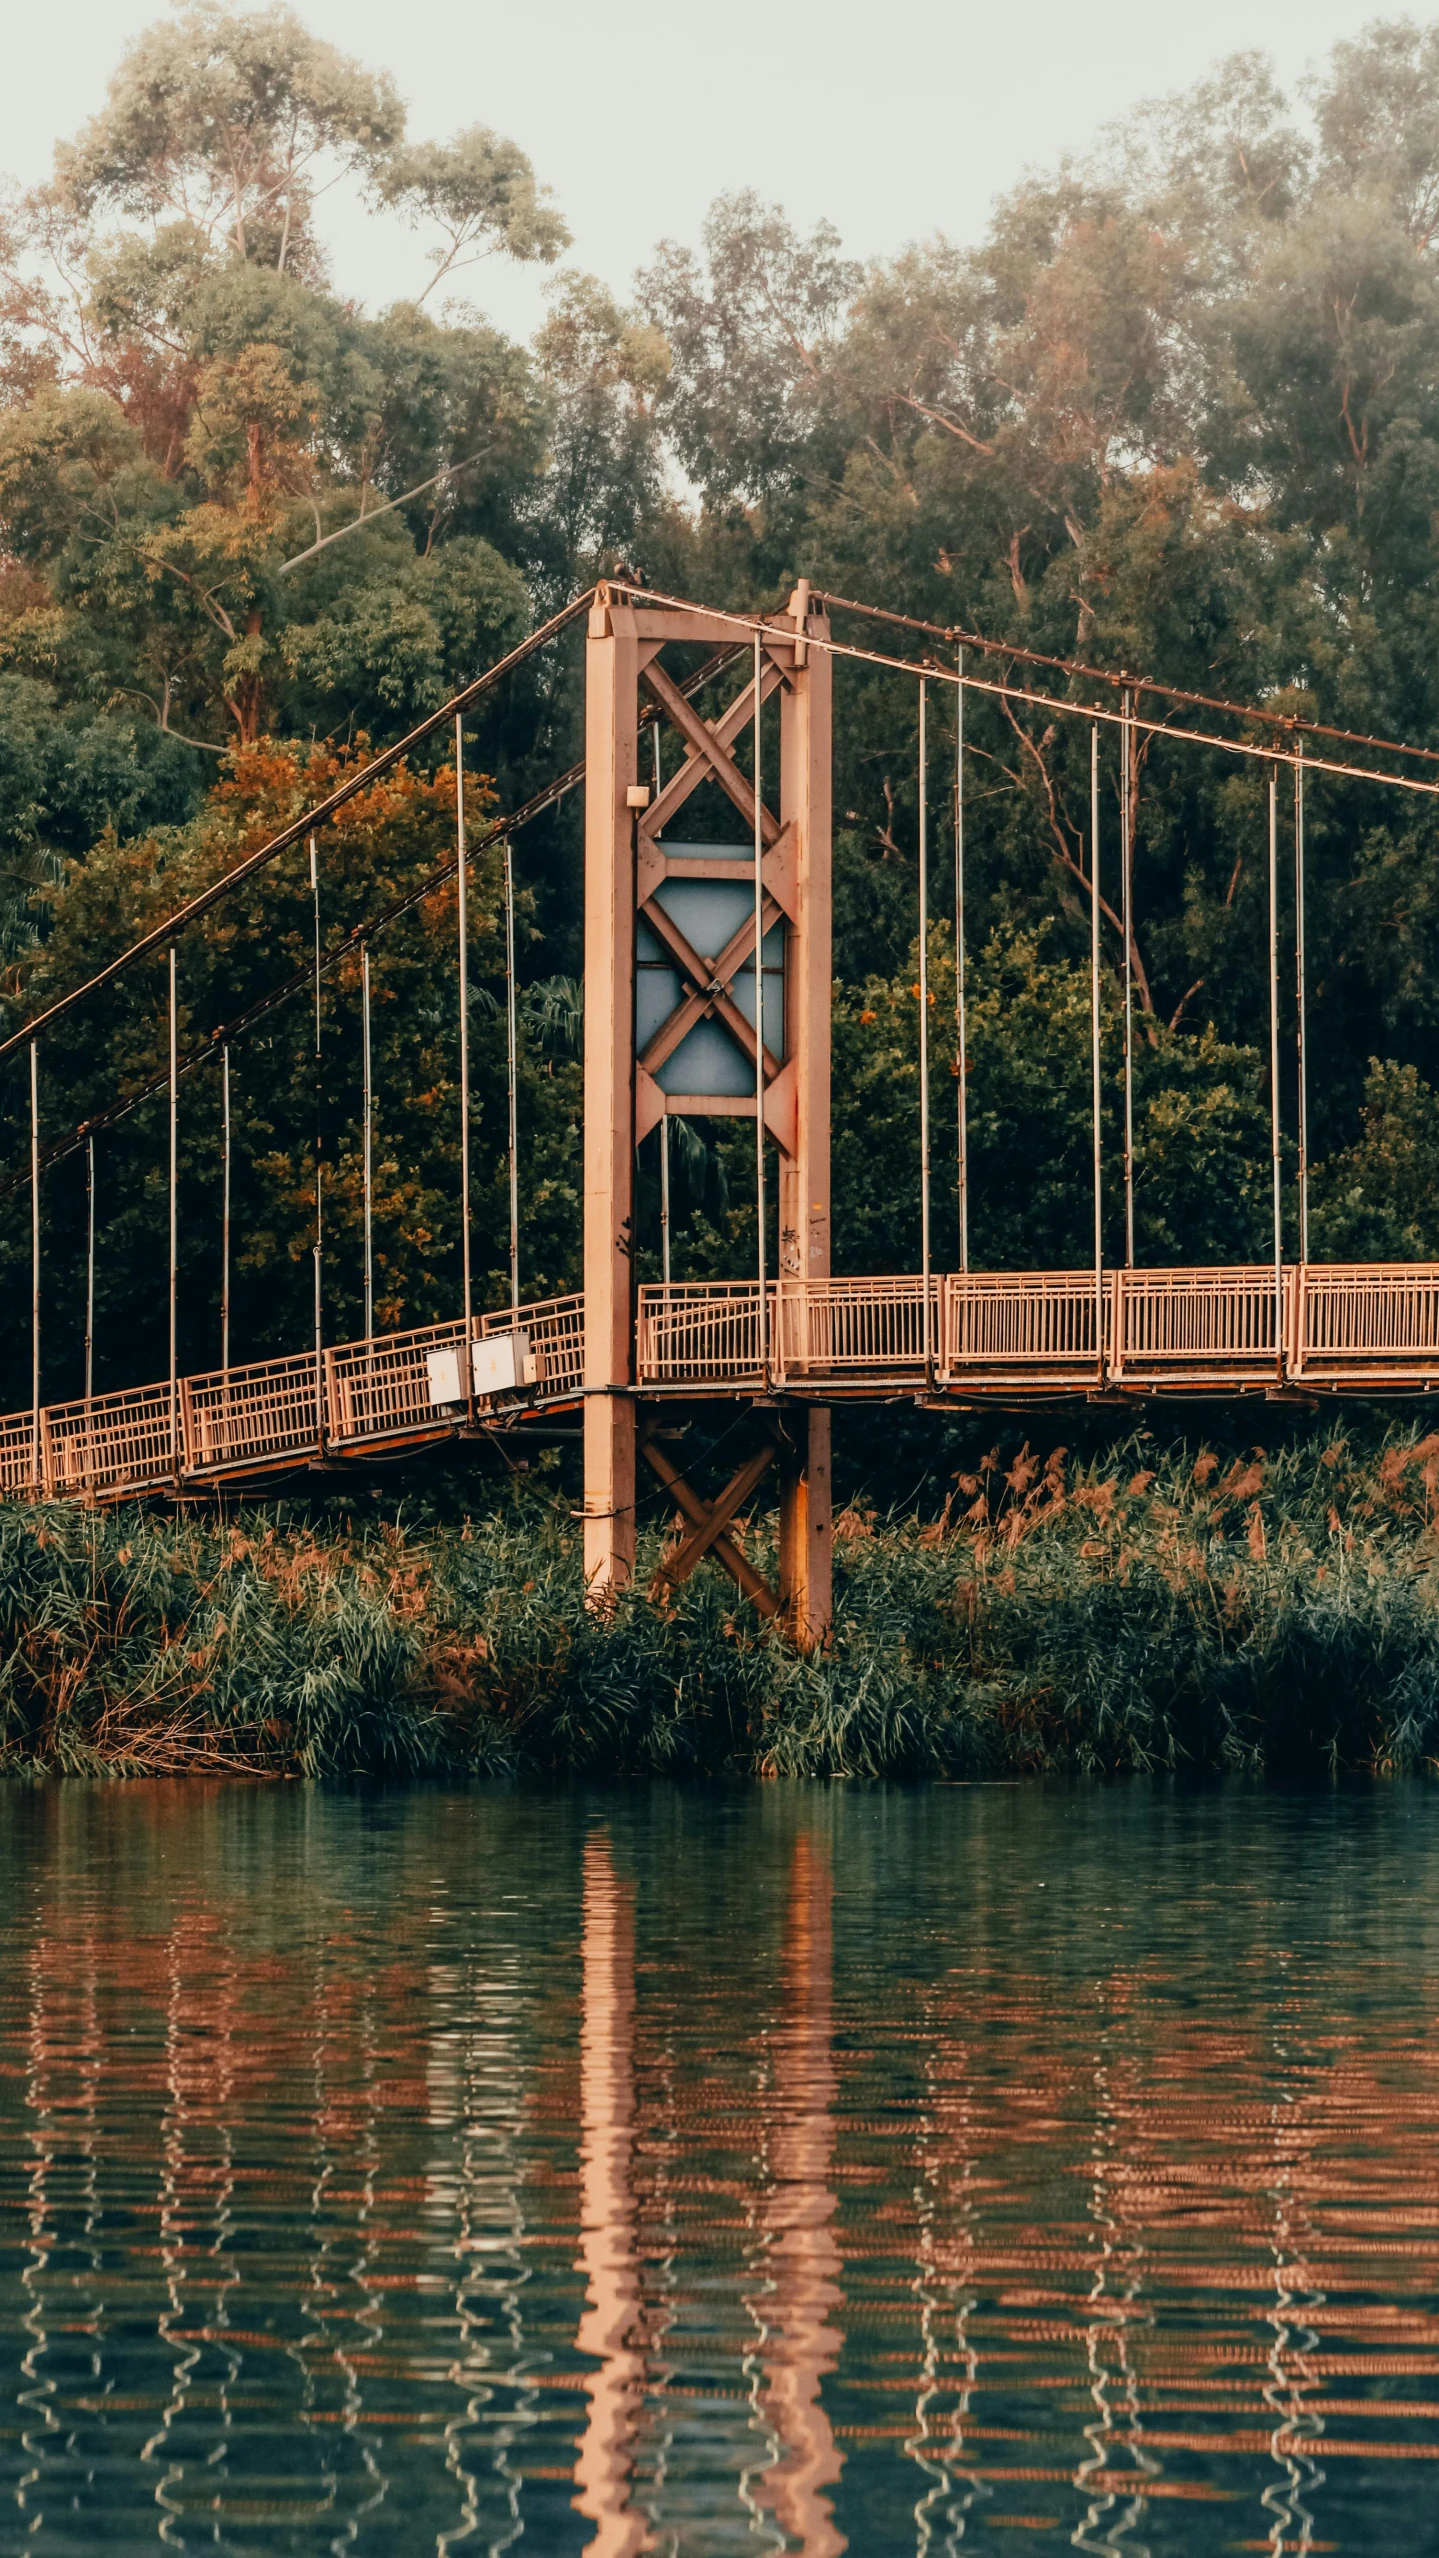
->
[584, 1397, 636, 1599]
[583, 597, 640, 1597]
[582, 577, 831, 1625]
[778, 1406, 832, 1648]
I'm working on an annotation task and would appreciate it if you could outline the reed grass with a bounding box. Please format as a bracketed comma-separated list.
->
[5, 1423, 1439, 1777]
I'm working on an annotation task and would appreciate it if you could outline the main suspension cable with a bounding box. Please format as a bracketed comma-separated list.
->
[815, 587, 1439, 769]
[606, 582, 1439, 801]
[0, 586, 600, 1066]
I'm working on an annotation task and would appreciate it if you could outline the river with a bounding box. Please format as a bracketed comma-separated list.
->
[1, 1779, 1436, 2552]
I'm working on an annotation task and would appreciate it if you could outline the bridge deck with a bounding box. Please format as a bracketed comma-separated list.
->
[4, 1265, 1436, 1501]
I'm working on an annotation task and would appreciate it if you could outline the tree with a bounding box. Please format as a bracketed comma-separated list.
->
[0, 11, 568, 764]
[0, 738, 583, 1409]
[640, 193, 861, 511]
[55, 2, 403, 275]
[531, 273, 671, 594]
[376, 128, 568, 305]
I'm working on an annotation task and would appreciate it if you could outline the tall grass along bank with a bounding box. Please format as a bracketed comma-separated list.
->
[5, 1426, 1439, 1779]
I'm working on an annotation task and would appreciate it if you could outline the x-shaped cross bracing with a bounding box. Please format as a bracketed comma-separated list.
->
[640, 1429, 780, 1618]
[633, 645, 798, 1155]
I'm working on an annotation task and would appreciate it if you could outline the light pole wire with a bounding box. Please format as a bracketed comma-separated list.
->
[918, 677, 933, 1375]
[753, 629, 767, 1379]
[1090, 727, 1103, 1376]
[1122, 689, 1135, 1267]
[220, 1045, 230, 1375]
[504, 835, 520, 1325]
[361, 944, 373, 1343]
[309, 835, 324, 1449]
[29, 1042, 39, 1492]
[1295, 741, 1308, 1266]
[85, 1132, 95, 1408]
[654, 712, 671, 1291]
[455, 715, 473, 1356]
[1269, 772, 1284, 1376]
[955, 648, 969, 1275]
[168, 944, 178, 1474]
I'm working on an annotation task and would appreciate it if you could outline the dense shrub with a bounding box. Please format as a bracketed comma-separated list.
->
[5, 1423, 1439, 1779]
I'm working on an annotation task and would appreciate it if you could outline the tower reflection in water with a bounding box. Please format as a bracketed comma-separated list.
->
[747, 1830, 845, 2557]
[573, 1835, 651, 2556]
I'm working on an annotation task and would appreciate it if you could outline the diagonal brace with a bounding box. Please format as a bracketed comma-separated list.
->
[641, 1436, 778, 1616]
[642, 659, 780, 848]
[639, 894, 783, 1081]
[641, 659, 784, 841]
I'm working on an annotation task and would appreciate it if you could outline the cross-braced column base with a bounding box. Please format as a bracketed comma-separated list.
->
[639, 1404, 833, 1647]
[641, 1426, 779, 1619]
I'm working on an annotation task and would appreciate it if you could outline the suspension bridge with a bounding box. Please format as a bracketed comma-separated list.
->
[6, 576, 1439, 1640]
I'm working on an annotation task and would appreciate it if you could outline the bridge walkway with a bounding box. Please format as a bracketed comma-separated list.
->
[5, 1263, 1439, 1503]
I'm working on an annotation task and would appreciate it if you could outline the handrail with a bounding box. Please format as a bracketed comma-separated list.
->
[8, 1293, 586, 1501]
[14, 1266, 1439, 1501]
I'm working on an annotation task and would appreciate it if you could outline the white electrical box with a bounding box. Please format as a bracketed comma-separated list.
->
[426, 1344, 470, 1407]
[470, 1330, 534, 1396]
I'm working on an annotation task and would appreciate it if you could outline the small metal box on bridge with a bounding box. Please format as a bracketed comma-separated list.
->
[427, 1331, 534, 1407]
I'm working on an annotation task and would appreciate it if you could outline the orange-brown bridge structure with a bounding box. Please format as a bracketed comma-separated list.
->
[7, 577, 1439, 1646]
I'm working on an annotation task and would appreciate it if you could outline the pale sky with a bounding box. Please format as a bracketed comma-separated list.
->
[0, 0, 1404, 340]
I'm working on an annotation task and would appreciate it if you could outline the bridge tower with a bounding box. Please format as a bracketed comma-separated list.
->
[582, 579, 833, 1643]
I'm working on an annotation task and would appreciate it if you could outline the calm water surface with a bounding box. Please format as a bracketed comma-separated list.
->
[1, 1781, 1438, 2554]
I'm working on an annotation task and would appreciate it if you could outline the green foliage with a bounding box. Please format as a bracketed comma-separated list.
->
[375, 126, 569, 302]
[1309, 1057, 1439, 1260]
[55, 4, 405, 269]
[280, 532, 530, 731]
[7, 1424, 1439, 1778]
[0, 3, 572, 763]
[831, 925, 1270, 1271]
[10, 11, 1439, 1404]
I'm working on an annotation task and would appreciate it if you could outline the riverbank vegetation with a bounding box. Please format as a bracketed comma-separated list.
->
[6, 1420, 1439, 1780]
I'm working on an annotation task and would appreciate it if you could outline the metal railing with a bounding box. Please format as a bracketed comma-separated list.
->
[4, 1293, 588, 1500]
[1110, 1266, 1290, 1381]
[637, 1283, 767, 1383]
[0, 1410, 36, 1498]
[14, 1264, 1439, 1502]
[772, 1275, 938, 1382]
[26, 1382, 177, 1500]
[480, 1293, 585, 1402]
[942, 1270, 1106, 1377]
[322, 1319, 471, 1452]
[185, 1350, 328, 1476]
[640, 1265, 1439, 1395]
[1294, 1264, 1439, 1380]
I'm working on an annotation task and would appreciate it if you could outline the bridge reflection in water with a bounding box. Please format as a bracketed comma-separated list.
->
[6, 1785, 1439, 2549]
[9, 1260, 1439, 1501]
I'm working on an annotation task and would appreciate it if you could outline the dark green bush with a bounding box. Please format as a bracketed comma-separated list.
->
[5, 1423, 1439, 1778]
